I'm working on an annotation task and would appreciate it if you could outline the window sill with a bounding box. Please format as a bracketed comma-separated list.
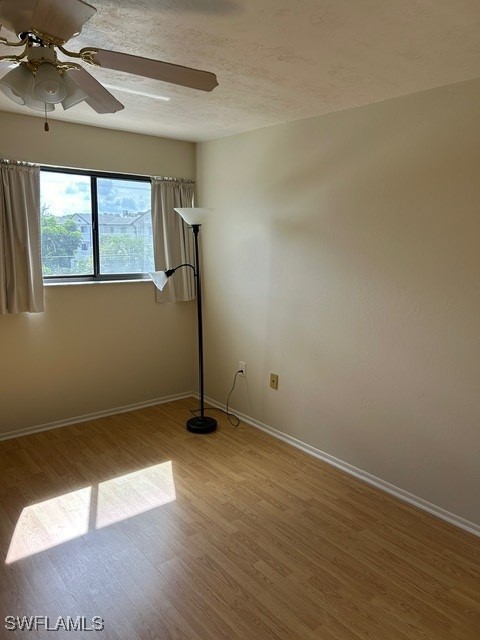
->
[44, 278, 152, 287]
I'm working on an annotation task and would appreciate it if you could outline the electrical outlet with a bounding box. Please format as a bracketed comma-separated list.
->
[270, 373, 279, 389]
[239, 361, 247, 376]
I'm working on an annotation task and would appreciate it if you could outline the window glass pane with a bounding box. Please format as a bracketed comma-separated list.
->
[97, 178, 154, 274]
[40, 172, 93, 276]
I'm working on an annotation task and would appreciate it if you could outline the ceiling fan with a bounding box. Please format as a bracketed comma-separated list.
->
[0, 0, 218, 116]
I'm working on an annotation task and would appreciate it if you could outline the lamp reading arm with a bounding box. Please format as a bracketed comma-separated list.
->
[165, 263, 196, 278]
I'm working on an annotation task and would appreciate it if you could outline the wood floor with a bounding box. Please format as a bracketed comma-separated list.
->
[0, 399, 479, 639]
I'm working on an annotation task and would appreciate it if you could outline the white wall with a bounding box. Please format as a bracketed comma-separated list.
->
[0, 112, 196, 434]
[197, 78, 480, 526]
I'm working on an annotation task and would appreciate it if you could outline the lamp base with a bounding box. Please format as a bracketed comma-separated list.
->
[186, 416, 217, 434]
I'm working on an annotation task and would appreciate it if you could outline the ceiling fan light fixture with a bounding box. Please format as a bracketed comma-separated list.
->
[61, 72, 88, 110]
[34, 62, 67, 104]
[0, 63, 34, 105]
[24, 89, 55, 112]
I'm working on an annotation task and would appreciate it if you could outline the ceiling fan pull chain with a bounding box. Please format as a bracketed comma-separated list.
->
[44, 103, 49, 131]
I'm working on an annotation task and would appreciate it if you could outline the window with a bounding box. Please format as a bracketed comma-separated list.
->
[40, 168, 154, 281]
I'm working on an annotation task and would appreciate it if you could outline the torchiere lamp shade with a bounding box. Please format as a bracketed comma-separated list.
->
[174, 207, 213, 225]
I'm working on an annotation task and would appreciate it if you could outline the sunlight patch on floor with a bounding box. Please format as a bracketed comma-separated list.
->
[5, 462, 175, 564]
[96, 461, 176, 529]
[5, 487, 91, 564]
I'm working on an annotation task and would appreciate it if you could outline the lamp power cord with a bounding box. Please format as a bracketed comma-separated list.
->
[190, 369, 242, 428]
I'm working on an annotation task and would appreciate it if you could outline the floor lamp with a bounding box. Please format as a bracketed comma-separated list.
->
[150, 207, 217, 434]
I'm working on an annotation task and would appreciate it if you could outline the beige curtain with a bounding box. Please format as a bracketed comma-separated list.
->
[0, 159, 44, 314]
[151, 177, 196, 302]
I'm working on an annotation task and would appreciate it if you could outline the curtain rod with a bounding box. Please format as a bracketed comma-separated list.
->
[1, 160, 194, 182]
[0, 158, 38, 168]
[152, 176, 195, 184]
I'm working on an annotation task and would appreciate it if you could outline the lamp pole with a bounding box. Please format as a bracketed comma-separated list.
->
[192, 225, 204, 417]
[150, 209, 217, 434]
[185, 223, 217, 433]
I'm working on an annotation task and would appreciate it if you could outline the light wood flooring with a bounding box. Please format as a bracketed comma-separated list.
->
[0, 399, 479, 639]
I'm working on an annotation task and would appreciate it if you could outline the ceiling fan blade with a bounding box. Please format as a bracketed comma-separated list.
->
[91, 49, 218, 92]
[0, 0, 96, 41]
[68, 67, 124, 114]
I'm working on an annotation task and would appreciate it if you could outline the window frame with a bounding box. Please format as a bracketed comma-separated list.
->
[41, 166, 154, 283]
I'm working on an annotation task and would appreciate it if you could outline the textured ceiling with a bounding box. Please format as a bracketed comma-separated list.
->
[1, 0, 480, 141]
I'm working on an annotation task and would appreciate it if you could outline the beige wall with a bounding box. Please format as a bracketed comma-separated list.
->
[197, 78, 480, 526]
[0, 111, 195, 176]
[0, 111, 196, 434]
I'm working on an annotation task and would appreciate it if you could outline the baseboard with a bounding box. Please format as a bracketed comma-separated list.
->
[0, 392, 193, 443]
[205, 395, 480, 538]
